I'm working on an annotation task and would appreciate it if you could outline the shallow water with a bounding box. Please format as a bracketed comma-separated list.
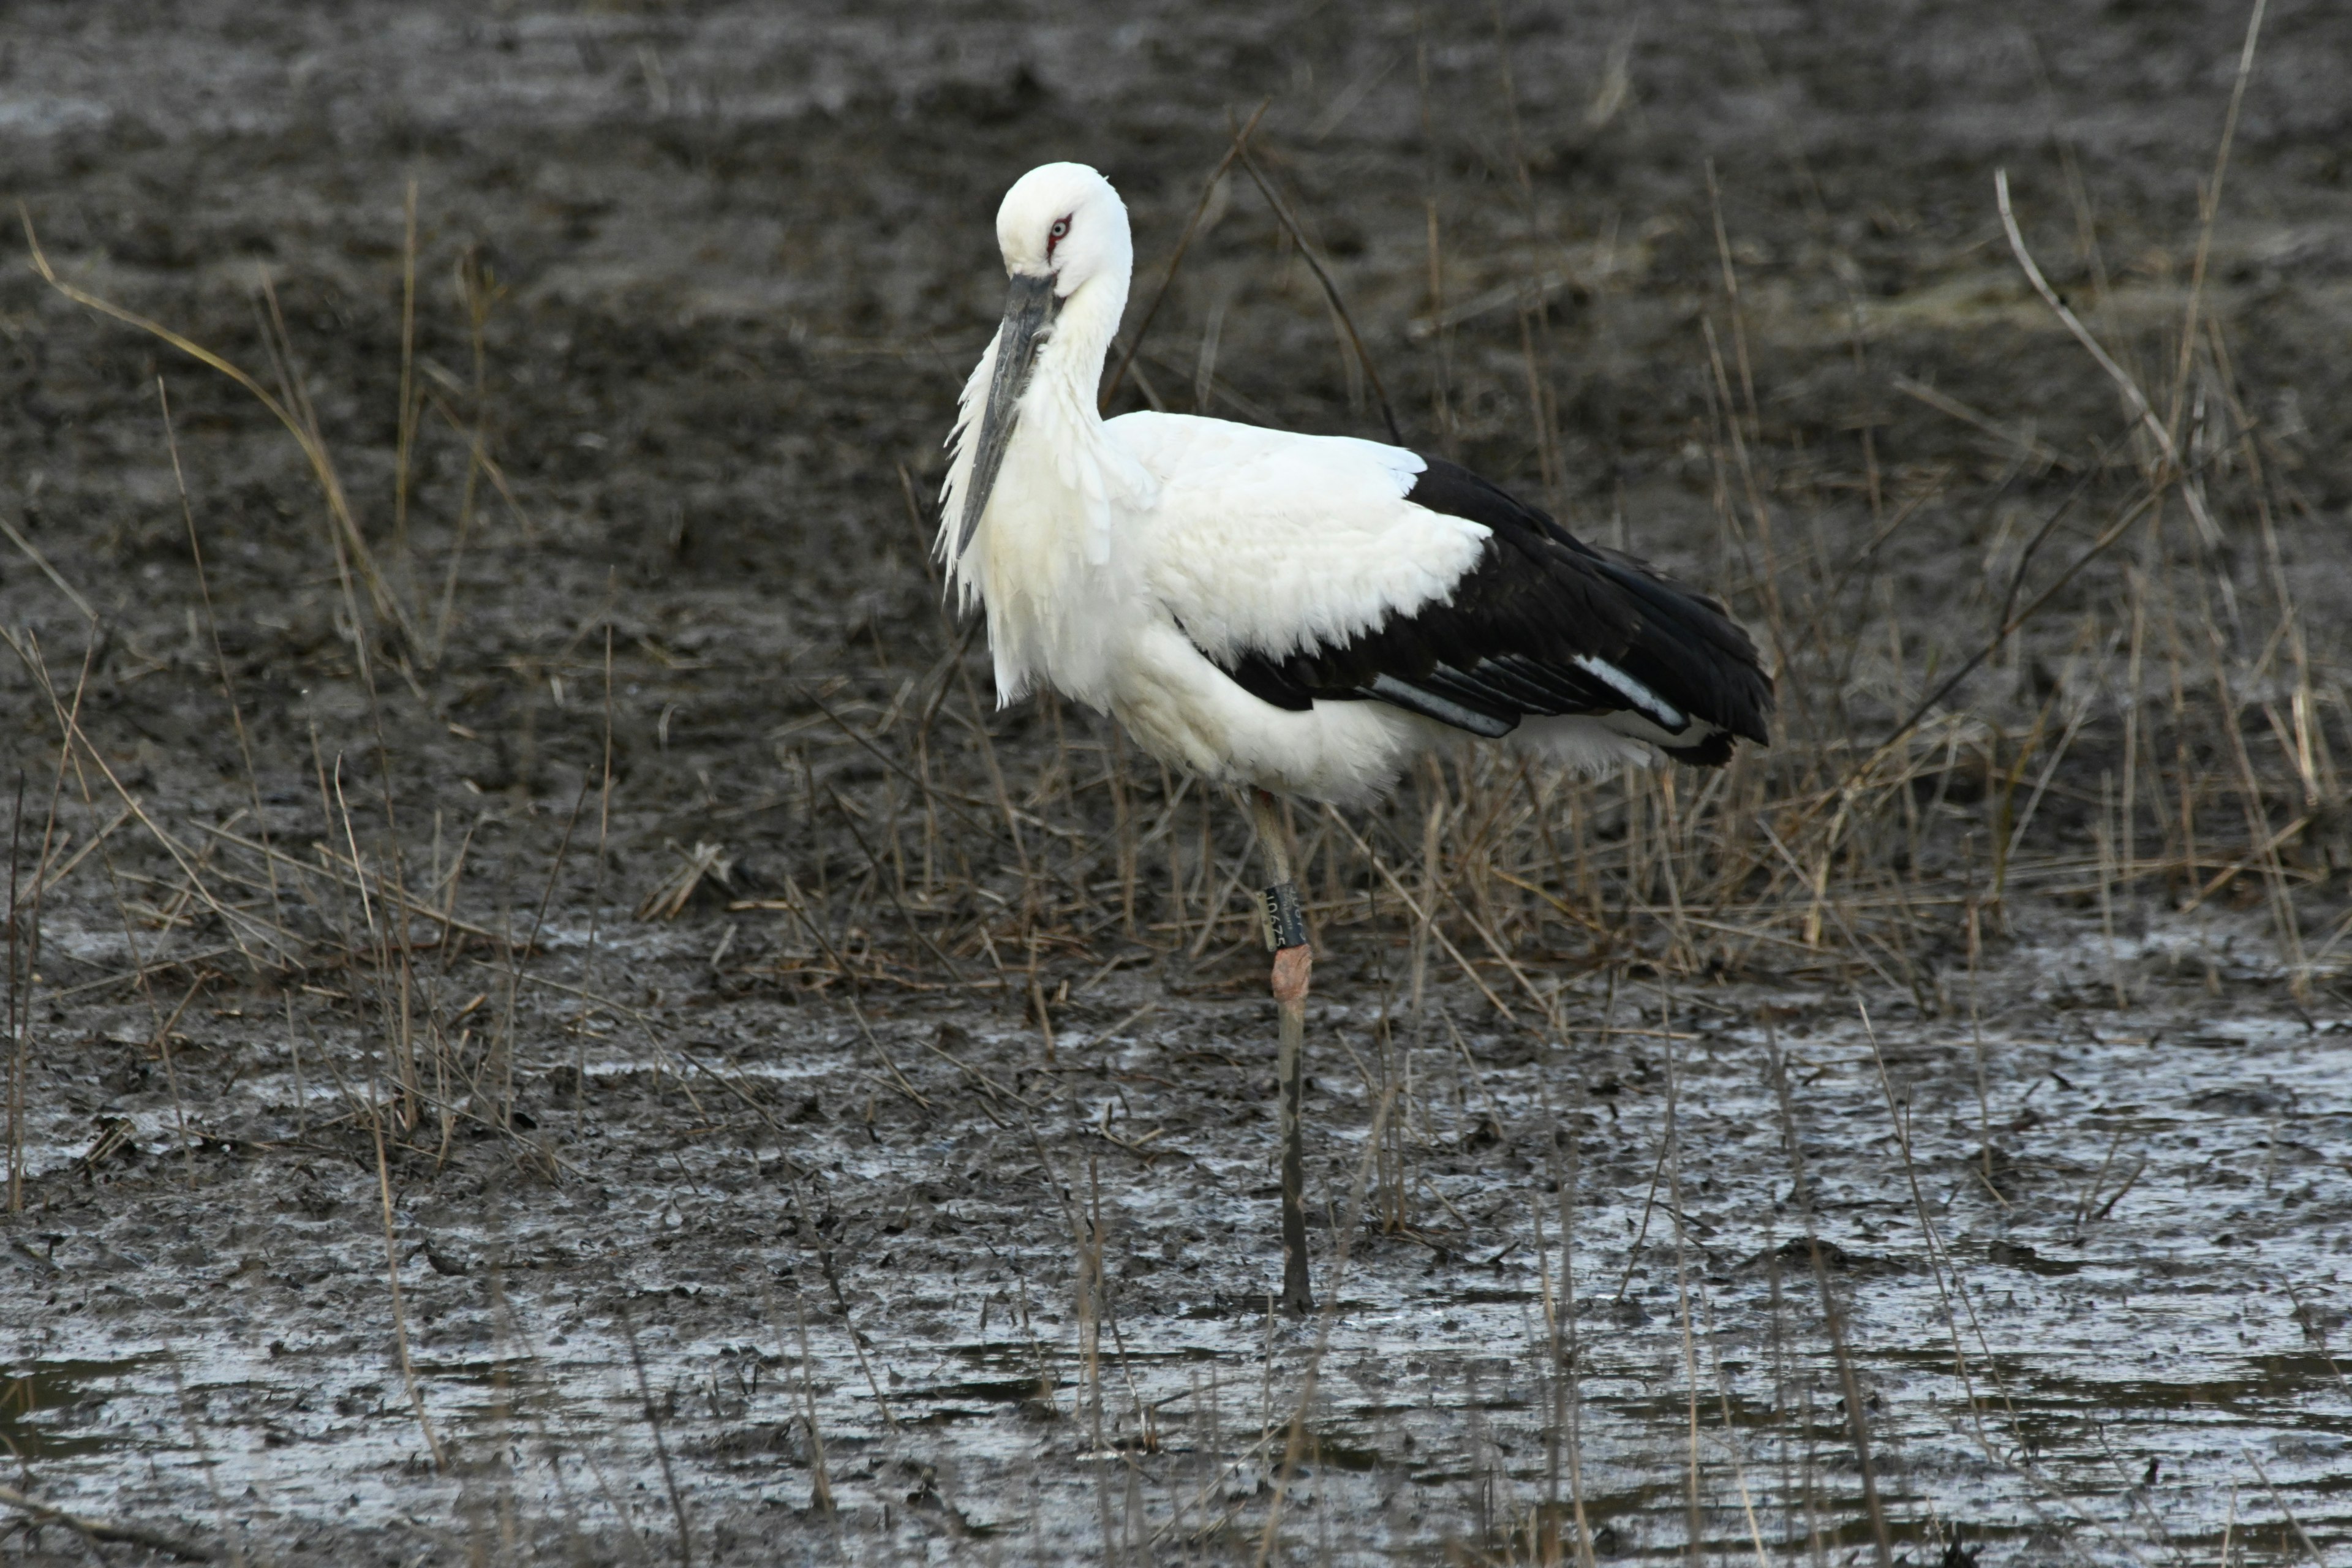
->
[8, 902, 2348, 1562]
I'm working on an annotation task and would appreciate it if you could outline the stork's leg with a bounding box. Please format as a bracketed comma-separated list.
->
[1250, 787, 1314, 1316]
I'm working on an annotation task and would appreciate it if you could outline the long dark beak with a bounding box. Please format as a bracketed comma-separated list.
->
[956, 271, 1057, 559]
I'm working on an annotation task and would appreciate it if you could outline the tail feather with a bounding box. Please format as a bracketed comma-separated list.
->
[1591, 557, 1773, 745]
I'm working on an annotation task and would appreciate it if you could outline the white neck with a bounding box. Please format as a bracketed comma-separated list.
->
[938, 261, 1149, 706]
[1040, 268, 1126, 409]
[940, 258, 1135, 589]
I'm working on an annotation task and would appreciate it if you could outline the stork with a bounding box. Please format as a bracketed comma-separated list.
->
[942, 162, 1772, 1313]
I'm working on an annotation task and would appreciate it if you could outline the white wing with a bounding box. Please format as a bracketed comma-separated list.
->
[1106, 412, 1488, 665]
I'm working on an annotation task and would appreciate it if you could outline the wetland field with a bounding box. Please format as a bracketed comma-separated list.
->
[1, 1, 2350, 1562]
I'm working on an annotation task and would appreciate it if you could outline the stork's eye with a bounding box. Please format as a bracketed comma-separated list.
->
[1047, 216, 1071, 255]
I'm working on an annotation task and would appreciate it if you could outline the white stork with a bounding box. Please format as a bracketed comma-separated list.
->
[941, 162, 1772, 1311]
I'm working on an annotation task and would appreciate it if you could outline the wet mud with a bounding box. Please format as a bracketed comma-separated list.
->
[2, 1, 2350, 1562]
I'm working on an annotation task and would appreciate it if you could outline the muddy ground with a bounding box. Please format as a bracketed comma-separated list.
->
[2, 1, 2350, 1562]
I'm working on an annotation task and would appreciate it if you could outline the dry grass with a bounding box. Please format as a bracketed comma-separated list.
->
[0, 6, 2345, 1561]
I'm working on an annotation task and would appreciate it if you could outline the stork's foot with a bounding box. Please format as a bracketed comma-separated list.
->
[1270, 943, 1313, 1007]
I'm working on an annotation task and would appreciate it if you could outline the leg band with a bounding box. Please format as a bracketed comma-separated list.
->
[1260, 880, 1308, 952]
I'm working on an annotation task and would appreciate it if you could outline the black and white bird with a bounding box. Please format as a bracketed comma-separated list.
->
[943, 162, 1770, 800]
[941, 161, 1772, 1308]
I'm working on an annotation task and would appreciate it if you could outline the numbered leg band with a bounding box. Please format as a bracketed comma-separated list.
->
[1260, 881, 1308, 952]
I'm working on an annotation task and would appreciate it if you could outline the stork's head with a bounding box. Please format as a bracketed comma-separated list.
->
[952, 163, 1131, 560]
[995, 161, 1130, 298]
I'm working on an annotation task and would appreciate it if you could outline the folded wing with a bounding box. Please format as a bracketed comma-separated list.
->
[1116, 415, 1773, 765]
[1241, 458, 1773, 763]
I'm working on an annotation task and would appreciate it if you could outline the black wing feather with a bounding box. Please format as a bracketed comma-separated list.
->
[1208, 454, 1774, 762]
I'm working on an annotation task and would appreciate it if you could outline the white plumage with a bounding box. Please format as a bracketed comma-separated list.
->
[939, 162, 1770, 806]
[933, 161, 1773, 1314]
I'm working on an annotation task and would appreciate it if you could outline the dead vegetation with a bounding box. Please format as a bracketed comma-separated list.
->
[0, 0, 2347, 1562]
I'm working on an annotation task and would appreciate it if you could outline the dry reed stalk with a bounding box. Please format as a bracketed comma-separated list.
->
[2166, 0, 2270, 443]
[331, 758, 422, 1127]
[781, 1287, 835, 1513]
[0, 510, 99, 624]
[1232, 136, 1403, 446]
[616, 1295, 695, 1568]
[0, 1484, 217, 1563]
[1251, 1086, 1396, 1564]
[196, 823, 503, 946]
[3, 781, 20, 1213]
[5, 628, 294, 971]
[1765, 1027, 1892, 1568]
[1996, 170, 2218, 546]
[23, 216, 421, 646]
[1325, 810, 1518, 1020]
[1101, 97, 1271, 414]
[1660, 1022, 1709, 1556]
[162, 379, 284, 921]
[428, 246, 513, 663]
[1541, 1072, 1596, 1567]
[1077, 1153, 1121, 1562]
[393, 179, 420, 572]
[2, 649, 67, 1212]
[369, 1085, 447, 1471]
[1693, 1282, 1777, 1567]
[30, 642, 213, 1183]
[1699, 304, 1803, 737]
